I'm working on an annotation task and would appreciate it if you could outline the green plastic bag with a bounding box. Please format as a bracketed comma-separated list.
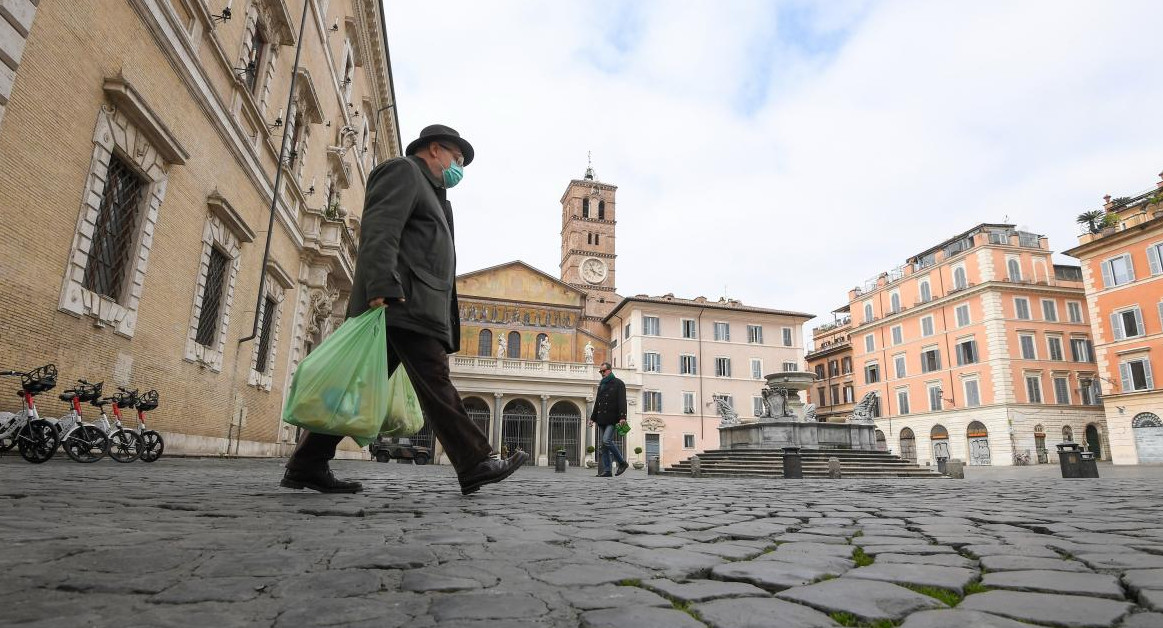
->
[381, 366, 423, 436]
[616, 422, 631, 437]
[282, 308, 389, 447]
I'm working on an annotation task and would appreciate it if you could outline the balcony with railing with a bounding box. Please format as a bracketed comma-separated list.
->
[450, 356, 599, 381]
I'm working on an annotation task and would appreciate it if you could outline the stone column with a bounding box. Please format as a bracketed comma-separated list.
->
[537, 394, 550, 466]
[492, 392, 504, 450]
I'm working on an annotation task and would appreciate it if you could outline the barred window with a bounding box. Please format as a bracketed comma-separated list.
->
[195, 247, 231, 346]
[255, 296, 278, 373]
[83, 154, 145, 301]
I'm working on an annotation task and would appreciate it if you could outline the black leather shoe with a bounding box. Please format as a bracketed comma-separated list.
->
[596, 472, 612, 478]
[615, 462, 629, 476]
[459, 451, 530, 495]
[281, 469, 363, 493]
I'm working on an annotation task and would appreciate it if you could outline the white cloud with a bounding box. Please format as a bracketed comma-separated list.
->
[382, 0, 1163, 339]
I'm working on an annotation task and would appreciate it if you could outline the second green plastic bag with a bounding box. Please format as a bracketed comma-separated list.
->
[282, 308, 389, 447]
[381, 366, 423, 437]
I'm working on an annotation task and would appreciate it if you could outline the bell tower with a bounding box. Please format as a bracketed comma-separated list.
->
[560, 156, 618, 326]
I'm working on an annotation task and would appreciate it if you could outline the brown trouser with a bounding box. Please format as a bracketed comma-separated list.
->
[286, 326, 493, 475]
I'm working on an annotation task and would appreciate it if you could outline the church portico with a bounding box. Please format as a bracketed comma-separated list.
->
[443, 359, 641, 467]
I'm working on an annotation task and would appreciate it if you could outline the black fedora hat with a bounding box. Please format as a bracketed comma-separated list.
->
[405, 124, 475, 166]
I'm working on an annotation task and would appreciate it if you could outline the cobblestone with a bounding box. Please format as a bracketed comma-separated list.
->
[2, 457, 1163, 626]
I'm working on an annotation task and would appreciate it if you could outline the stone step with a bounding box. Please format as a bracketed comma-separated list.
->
[662, 447, 942, 479]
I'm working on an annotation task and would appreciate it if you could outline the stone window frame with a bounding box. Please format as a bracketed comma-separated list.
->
[1024, 372, 1044, 403]
[895, 387, 910, 415]
[183, 194, 255, 372]
[1014, 296, 1031, 320]
[750, 358, 763, 380]
[1041, 298, 1058, 322]
[247, 261, 295, 391]
[58, 80, 189, 337]
[920, 314, 935, 337]
[961, 376, 982, 407]
[714, 356, 732, 378]
[955, 303, 971, 327]
[1066, 300, 1084, 323]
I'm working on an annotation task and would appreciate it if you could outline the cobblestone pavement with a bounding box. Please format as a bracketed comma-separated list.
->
[2, 457, 1162, 628]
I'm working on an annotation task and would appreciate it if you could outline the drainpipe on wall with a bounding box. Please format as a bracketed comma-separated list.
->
[697, 308, 706, 440]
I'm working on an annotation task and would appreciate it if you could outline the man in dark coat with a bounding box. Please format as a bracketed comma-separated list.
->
[588, 362, 628, 477]
[282, 124, 529, 495]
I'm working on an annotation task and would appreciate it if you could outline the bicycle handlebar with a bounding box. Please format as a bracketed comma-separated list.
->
[0, 370, 23, 376]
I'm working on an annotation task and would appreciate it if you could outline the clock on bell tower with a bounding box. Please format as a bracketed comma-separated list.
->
[560, 159, 618, 322]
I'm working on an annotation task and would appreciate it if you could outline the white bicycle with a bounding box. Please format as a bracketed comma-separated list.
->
[47, 380, 110, 463]
[0, 365, 61, 463]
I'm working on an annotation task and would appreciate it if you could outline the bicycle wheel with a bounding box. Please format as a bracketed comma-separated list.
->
[107, 429, 142, 463]
[139, 430, 164, 462]
[17, 420, 59, 463]
[63, 426, 108, 463]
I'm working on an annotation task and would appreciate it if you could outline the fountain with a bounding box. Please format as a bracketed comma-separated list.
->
[716, 371, 878, 451]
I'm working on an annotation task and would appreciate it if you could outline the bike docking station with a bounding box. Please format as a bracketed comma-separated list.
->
[0, 364, 165, 464]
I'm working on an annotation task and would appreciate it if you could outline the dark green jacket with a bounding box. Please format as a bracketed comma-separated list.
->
[347, 155, 461, 353]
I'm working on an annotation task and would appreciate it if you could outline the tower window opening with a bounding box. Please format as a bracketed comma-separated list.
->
[598, 200, 605, 220]
[582, 198, 590, 218]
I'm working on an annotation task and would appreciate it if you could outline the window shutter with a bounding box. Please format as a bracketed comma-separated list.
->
[955, 344, 964, 366]
[1145, 361, 1155, 390]
[1134, 308, 1145, 337]
[1124, 254, 1136, 281]
[1158, 301, 1163, 330]
[1119, 362, 1131, 392]
[1148, 245, 1162, 275]
[1100, 261, 1114, 288]
[1112, 313, 1124, 340]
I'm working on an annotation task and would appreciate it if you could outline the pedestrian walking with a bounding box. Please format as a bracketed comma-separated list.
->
[588, 362, 628, 477]
[282, 124, 529, 495]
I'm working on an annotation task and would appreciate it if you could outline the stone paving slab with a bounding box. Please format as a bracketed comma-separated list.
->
[775, 578, 947, 622]
[981, 569, 1125, 599]
[959, 590, 1135, 627]
[4, 457, 1163, 626]
[898, 609, 1037, 627]
[694, 597, 839, 627]
[642, 578, 769, 603]
[979, 555, 1093, 573]
[843, 563, 979, 594]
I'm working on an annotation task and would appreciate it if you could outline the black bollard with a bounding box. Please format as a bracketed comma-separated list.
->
[782, 447, 803, 479]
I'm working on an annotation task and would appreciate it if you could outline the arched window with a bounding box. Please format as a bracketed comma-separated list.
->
[598, 200, 606, 220]
[507, 331, 521, 359]
[919, 279, 932, 302]
[477, 329, 492, 357]
[890, 292, 901, 313]
[582, 198, 590, 218]
[587, 233, 592, 245]
[1007, 258, 1021, 281]
[595, 233, 600, 245]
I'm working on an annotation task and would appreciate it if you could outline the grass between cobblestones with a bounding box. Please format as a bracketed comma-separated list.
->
[852, 546, 874, 567]
[829, 611, 898, 627]
[901, 584, 962, 607]
[963, 581, 991, 596]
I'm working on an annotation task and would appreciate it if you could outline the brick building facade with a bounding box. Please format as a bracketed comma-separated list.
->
[0, 0, 399, 457]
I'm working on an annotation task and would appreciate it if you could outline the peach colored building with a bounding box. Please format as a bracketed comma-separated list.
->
[1064, 171, 1163, 464]
[850, 224, 1106, 466]
[805, 306, 855, 423]
[603, 296, 812, 468]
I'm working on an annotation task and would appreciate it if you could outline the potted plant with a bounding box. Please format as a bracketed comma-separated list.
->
[632, 446, 645, 470]
[585, 445, 597, 468]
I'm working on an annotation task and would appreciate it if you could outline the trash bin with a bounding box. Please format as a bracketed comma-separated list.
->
[1079, 451, 1100, 478]
[554, 450, 567, 473]
[647, 456, 660, 475]
[936, 456, 948, 475]
[782, 447, 803, 479]
[1057, 442, 1083, 478]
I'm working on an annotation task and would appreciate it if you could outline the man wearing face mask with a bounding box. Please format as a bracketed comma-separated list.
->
[282, 124, 529, 495]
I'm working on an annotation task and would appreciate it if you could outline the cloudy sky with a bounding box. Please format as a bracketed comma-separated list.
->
[382, 0, 1162, 343]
